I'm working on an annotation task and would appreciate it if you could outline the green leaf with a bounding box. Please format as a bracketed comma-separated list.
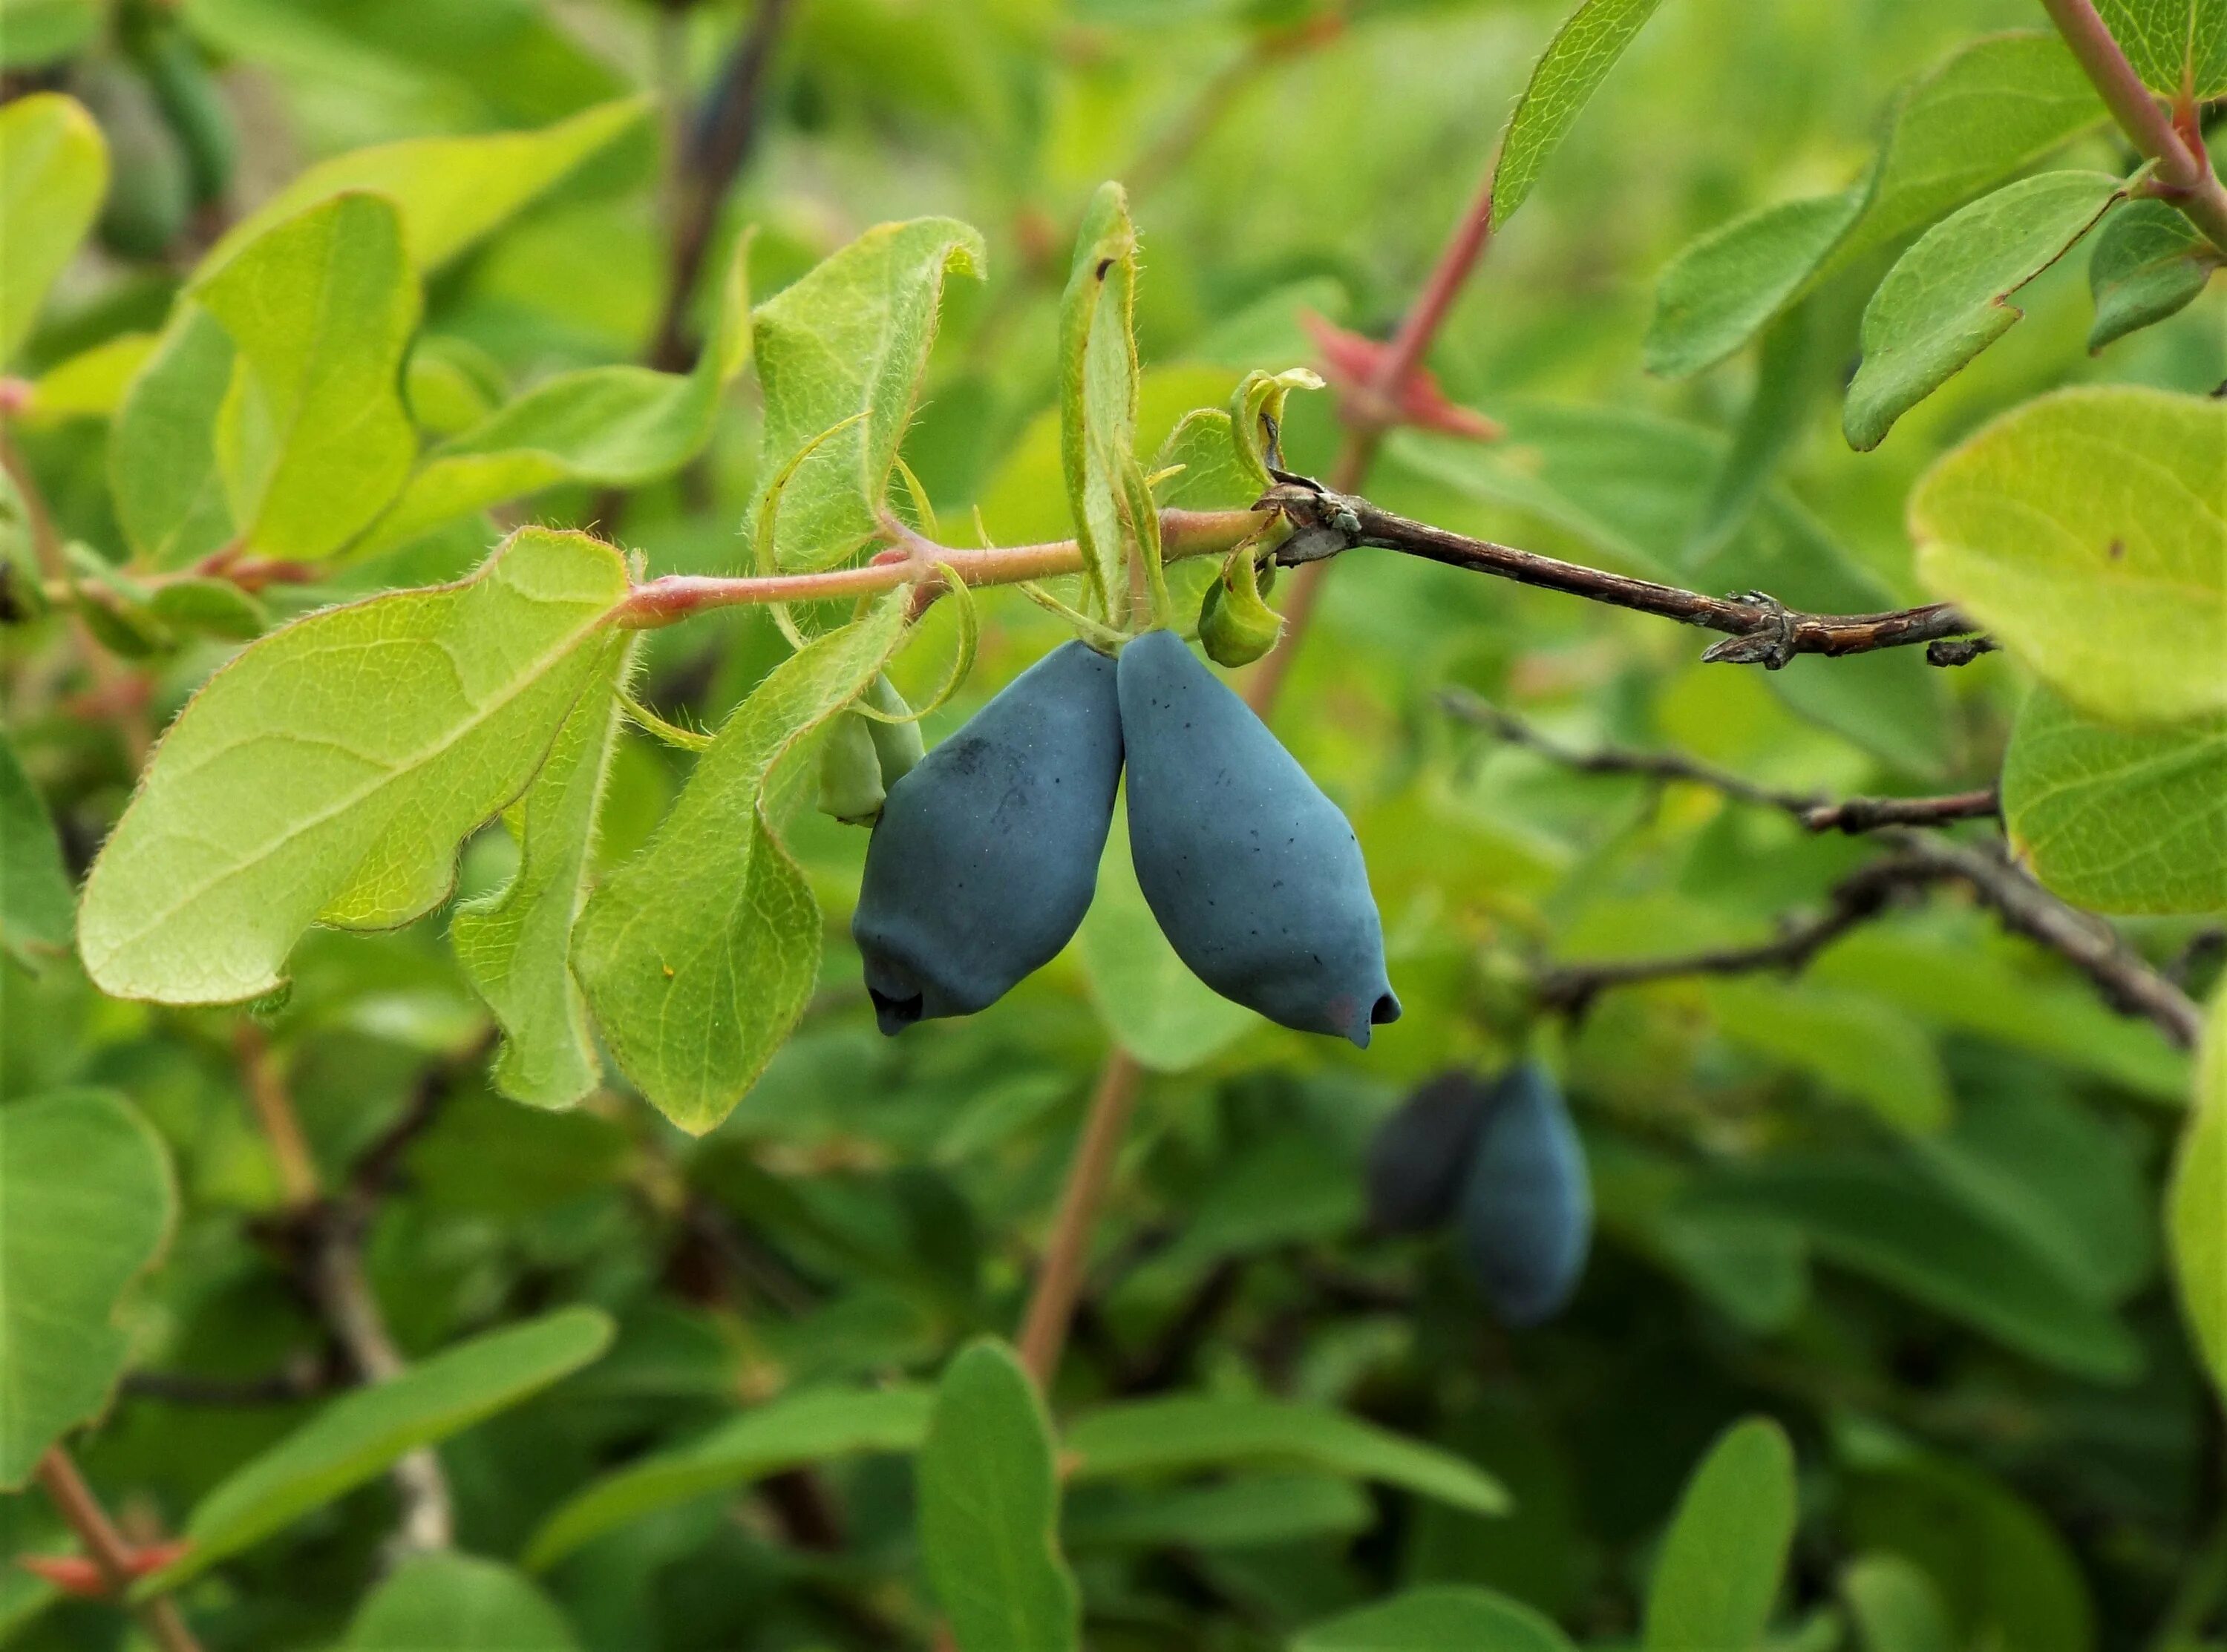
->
[345, 1553, 578, 1651]
[2003, 686, 2227, 914]
[1079, 803, 1260, 1071]
[1067, 1396, 1509, 1516]
[110, 304, 237, 566]
[363, 234, 752, 555]
[194, 191, 419, 558]
[1061, 182, 1142, 617]
[1703, 979, 1949, 1135]
[22, 330, 156, 425]
[1646, 33, 2104, 377]
[2170, 987, 2227, 1403]
[1912, 386, 2227, 725]
[1642, 1417, 1796, 1652]
[2094, 0, 2227, 97]
[752, 218, 984, 572]
[1, 725, 75, 966]
[1293, 1586, 1575, 1652]
[200, 95, 647, 275]
[145, 576, 268, 641]
[572, 593, 909, 1133]
[918, 1340, 1080, 1652]
[1842, 1553, 1957, 1652]
[1684, 304, 1824, 561]
[1843, 171, 2122, 451]
[148, 1307, 613, 1592]
[1690, 1156, 2143, 1381]
[452, 636, 634, 1109]
[0, 0, 101, 68]
[78, 528, 629, 1005]
[0, 93, 105, 365]
[0, 1090, 175, 1489]
[523, 1383, 932, 1571]
[2087, 198, 2220, 351]
[1064, 1473, 1373, 1552]
[1491, 0, 1667, 230]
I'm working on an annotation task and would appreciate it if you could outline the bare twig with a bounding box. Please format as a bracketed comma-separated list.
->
[33, 1448, 202, 1652]
[1015, 1054, 1146, 1385]
[1801, 789, 1999, 834]
[233, 1020, 318, 1208]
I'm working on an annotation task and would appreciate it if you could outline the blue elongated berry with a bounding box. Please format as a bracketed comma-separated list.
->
[1116, 629, 1399, 1046]
[1456, 1062, 1592, 1326]
[1367, 1070, 1494, 1234]
[853, 641, 1123, 1033]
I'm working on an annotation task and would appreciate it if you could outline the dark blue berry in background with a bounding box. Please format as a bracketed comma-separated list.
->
[1116, 629, 1399, 1046]
[1367, 1069, 1497, 1234]
[853, 640, 1124, 1033]
[1457, 1061, 1592, 1326]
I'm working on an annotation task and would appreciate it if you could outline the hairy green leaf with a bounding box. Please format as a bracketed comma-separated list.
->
[1643, 1417, 1796, 1652]
[79, 528, 629, 1004]
[1912, 387, 2227, 724]
[2094, 0, 2227, 97]
[1061, 183, 1142, 617]
[752, 218, 984, 571]
[0, 724, 74, 966]
[0, 1090, 175, 1488]
[344, 1554, 578, 1651]
[919, 1340, 1080, 1652]
[1691, 1157, 2143, 1381]
[148, 1308, 613, 1592]
[524, 1384, 932, 1570]
[573, 593, 909, 1133]
[110, 305, 238, 566]
[0, 93, 105, 364]
[194, 191, 420, 558]
[1491, 0, 1666, 230]
[2087, 198, 2220, 350]
[364, 234, 750, 554]
[1647, 33, 2104, 377]
[1844, 171, 2122, 450]
[2171, 988, 2227, 1403]
[1067, 1396, 1509, 1515]
[2004, 686, 2227, 914]
[452, 635, 634, 1109]
[1295, 1587, 1574, 1652]
[1842, 1553, 1955, 1652]
[201, 95, 647, 274]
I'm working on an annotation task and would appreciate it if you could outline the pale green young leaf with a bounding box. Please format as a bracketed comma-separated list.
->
[1692, 1157, 2143, 1381]
[1295, 1586, 1575, 1652]
[1491, 0, 1667, 230]
[1080, 804, 1260, 1072]
[1151, 407, 1259, 511]
[1842, 1553, 1955, 1652]
[147, 1308, 614, 1593]
[0, 1090, 175, 1488]
[1643, 1417, 1796, 1652]
[2094, 0, 2227, 96]
[20, 330, 154, 425]
[1844, 171, 2122, 451]
[919, 1340, 1080, 1652]
[524, 1384, 932, 1570]
[1067, 1395, 1509, 1515]
[1646, 33, 2104, 377]
[200, 95, 648, 274]
[752, 218, 984, 571]
[452, 635, 633, 1109]
[0, 724, 75, 966]
[362, 235, 750, 556]
[344, 1554, 578, 1651]
[1061, 182, 1141, 617]
[110, 305, 237, 566]
[194, 191, 420, 558]
[573, 594, 909, 1133]
[2003, 686, 2227, 914]
[78, 528, 629, 1005]
[1912, 387, 2227, 724]
[2171, 988, 2227, 1403]
[0, 93, 105, 364]
[2087, 198, 2220, 351]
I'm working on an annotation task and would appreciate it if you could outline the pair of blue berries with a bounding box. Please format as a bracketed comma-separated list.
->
[852, 632, 1401, 1046]
[1367, 1063, 1593, 1326]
